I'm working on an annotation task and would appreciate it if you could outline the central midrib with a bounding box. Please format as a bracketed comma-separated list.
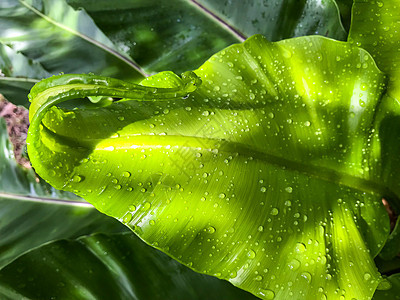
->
[88, 133, 395, 200]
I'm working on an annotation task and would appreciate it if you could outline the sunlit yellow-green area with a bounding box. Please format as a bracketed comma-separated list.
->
[27, 35, 394, 299]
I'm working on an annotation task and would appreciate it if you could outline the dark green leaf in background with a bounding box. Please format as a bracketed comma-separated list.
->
[335, 0, 353, 32]
[372, 273, 400, 300]
[194, 0, 347, 41]
[66, 0, 241, 75]
[0, 0, 145, 82]
[0, 43, 46, 106]
[0, 232, 258, 300]
[348, 0, 400, 100]
[65, 0, 347, 75]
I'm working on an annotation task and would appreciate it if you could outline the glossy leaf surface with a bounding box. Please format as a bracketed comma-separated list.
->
[348, 0, 400, 100]
[0, 232, 257, 300]
[0, 117, 127, 267]
[27, 35, 393, 299]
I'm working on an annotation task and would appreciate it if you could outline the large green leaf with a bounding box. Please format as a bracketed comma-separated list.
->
[65, 0, 347, 75]
[0, 232, 258, 300]
[27, 35, 393, 299]
[0, 0, 144, 81]
[348, 0, 400, 100]
[0, 117, 127, 267]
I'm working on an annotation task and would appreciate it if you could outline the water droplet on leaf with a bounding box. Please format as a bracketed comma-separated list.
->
[270, 208, 279, 215]
[247, 249, 256, 259]
[288, 259, 301, 270]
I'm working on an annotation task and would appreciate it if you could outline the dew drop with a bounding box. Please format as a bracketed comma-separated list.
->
[143, 202, 151, 211]
[304, 121, 311, 127]
[268, 112, 275, 119]
[260, 186, 267, 193]
[247, 249, 256, 259]
[326, 274, 332, 280]
[295, 243, 306, 253]
[128, 205, 136, 211]
[207, 226, 216, 234]
[285, 186, 293, 193]
[301, 272, 312, 283]
[258, 289, 275, 299]
[254, 275, 263, 281]
[149, 220, 156, 226]
[122, 171, 131, 178]
[270, 208, 279, 215]
[219, 193, 226, 199]
[123, 213, 132, 223]
[72, 175, 83, 183]
[258, 225, 264, 232]
[364, 272, 371, 281]
[288, 259, 301, 270]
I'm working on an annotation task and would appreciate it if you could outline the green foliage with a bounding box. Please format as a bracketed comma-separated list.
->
[1, 0, 400, 299]
[0, 232, 257, 300]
